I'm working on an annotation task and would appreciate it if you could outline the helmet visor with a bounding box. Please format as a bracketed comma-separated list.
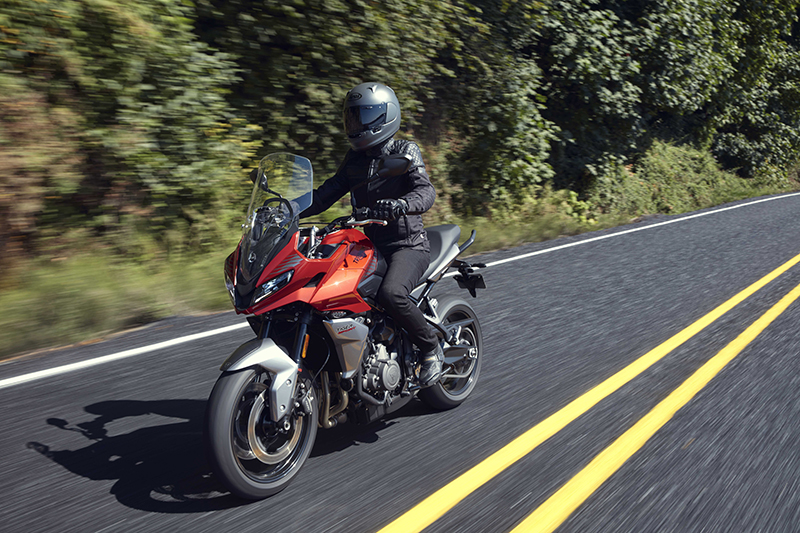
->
[344, 103, 387, 136]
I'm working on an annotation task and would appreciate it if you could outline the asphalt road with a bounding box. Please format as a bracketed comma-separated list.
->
[3, 192, 800, 533]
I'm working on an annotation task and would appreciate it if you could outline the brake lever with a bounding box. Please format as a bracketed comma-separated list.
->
[344, 218, 389, 227]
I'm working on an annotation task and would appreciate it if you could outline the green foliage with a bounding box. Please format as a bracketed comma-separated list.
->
[518, 0, 644, 189]
[636, 0, 744, 117]
[588, 140, 788, 215]
[482, 0, 800, 191]
[453, 59, 558, 209]
[0, 252, 233, 359]
[5, 0, 800, 257]
[194, 0, 479, 180]
[710, 1, 800, 178]
[0, 0, 258, 267]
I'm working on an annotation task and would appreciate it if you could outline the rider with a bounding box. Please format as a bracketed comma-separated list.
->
[300, 82, 443, 387]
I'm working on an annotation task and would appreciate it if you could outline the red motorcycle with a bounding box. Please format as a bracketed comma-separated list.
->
[205, 153, 486, 499]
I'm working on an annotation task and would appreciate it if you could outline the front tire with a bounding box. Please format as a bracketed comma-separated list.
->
[419, 296, 482, 410]
[205, 367, 318, 499]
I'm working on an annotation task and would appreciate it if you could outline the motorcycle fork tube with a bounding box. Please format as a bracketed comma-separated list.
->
[259, 319, 272, 339]
[291, 309, 313, 364]
[278, 310, 312, 423]
[247, 313, 272, 339]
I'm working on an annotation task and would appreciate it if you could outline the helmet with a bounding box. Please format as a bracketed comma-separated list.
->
[343, 82, 401, 151]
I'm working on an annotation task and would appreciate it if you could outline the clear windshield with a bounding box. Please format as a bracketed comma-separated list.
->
[246, 153, 313, 226]
[239, 153, 313, 283]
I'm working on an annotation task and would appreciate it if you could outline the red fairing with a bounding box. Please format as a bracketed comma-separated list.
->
[238, 228, 378, 315]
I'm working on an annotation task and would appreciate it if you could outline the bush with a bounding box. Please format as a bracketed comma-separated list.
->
[588, 140, 790, 216]
[0, 0, 259, 267]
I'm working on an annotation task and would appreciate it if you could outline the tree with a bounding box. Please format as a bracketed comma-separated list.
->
[0, 0, 257, 262]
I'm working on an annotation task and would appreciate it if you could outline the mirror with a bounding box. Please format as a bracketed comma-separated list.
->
[376, 153, 412, 179]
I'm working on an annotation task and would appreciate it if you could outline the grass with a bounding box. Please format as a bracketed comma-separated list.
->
[0, 252, 232, 359]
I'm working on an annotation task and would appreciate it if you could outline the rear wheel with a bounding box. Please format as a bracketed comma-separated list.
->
[205, 368, 317, 499]
[419, 296, 482, 410]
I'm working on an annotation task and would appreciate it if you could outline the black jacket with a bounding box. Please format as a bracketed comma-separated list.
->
[301, 139, 436, 253]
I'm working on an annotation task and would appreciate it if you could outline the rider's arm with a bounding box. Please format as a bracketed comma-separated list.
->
[398, 142, 436, 215]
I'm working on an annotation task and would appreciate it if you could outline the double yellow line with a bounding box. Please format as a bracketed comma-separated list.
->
[378, 252, 800, 533]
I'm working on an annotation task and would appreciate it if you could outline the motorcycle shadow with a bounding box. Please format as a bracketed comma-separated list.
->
[26, 397, 438, 512]
[26, 399, 244, 513]
[310, 398, 438, 456]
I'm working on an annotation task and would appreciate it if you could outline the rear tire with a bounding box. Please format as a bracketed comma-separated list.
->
[419, 296, 482, 410]
[205, 368, 318, 499]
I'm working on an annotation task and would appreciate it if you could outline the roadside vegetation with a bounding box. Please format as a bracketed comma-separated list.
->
[2, 0, 800, 358]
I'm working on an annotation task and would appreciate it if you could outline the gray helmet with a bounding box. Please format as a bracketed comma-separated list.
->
[343, 82, 401, 151]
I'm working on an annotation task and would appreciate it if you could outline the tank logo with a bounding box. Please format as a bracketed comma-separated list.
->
[351, 248, 367, 264]
[349, 92, 362, 101]
[336, 324, 356, 334]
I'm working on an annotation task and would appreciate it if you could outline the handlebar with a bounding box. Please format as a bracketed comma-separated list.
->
[346, 207, 388, 227]
[322, 210, 388, 234]
[344, 218, 388, 227]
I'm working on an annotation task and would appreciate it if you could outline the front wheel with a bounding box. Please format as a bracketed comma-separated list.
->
[205, 367, 318, 499]
[419, 296, 483, 410]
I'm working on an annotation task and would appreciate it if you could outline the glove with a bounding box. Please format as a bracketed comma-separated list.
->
[373, 198, 409, 221]
[354, 207, 371, 221]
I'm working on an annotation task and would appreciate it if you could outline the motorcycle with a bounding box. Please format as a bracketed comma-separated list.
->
[205, 152, 486, 499]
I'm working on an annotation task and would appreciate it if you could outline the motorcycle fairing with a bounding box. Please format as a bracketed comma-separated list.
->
[322, 318, 370, 379]
[357, 247, 387, 302]
[238, 228, 381, 316]
[220, 337, 298, 422]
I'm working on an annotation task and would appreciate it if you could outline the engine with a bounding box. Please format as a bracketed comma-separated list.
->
[362, 343, 402, 393]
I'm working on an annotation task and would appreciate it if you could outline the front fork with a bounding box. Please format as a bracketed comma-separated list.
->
[221, 308, 314, 422]
[289, 309, 316, 418]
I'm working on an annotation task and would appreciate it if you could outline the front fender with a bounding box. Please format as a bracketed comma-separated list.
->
[220, 338, 298, 422]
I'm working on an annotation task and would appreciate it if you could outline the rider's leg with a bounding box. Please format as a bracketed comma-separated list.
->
[377, 247, 443, 387]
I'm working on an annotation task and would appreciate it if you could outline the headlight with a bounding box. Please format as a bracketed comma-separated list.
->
[253, 270, 294, 304]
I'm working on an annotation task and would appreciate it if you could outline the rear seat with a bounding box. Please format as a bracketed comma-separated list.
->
[418, 224, 461, 282]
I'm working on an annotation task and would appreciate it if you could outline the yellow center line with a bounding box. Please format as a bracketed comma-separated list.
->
[511, 280, 800, 533]
[376, 252, 800, 533]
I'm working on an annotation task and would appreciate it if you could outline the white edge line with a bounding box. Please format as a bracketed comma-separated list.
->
[0, 323, 250, 390]
[3, 192, 800, 389]
[444, 192, 800, 277]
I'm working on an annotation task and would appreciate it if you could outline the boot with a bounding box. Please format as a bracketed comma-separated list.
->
[419, 343, 444, 388]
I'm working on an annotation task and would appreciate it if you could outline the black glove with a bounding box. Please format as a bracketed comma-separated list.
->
[354, 207, 372, 221]
[373, 198, 409, 221]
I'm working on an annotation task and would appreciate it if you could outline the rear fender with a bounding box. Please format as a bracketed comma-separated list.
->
[220, 338, 298, 422]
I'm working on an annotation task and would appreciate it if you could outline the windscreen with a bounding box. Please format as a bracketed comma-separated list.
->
[239, 154, 313, 284]
[247, 153, 313, 220]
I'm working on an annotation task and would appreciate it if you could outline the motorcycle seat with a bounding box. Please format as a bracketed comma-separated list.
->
[419, 224, 461, 283]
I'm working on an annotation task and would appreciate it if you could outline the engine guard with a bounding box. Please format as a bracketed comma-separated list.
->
[220, 337, 298, 422]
